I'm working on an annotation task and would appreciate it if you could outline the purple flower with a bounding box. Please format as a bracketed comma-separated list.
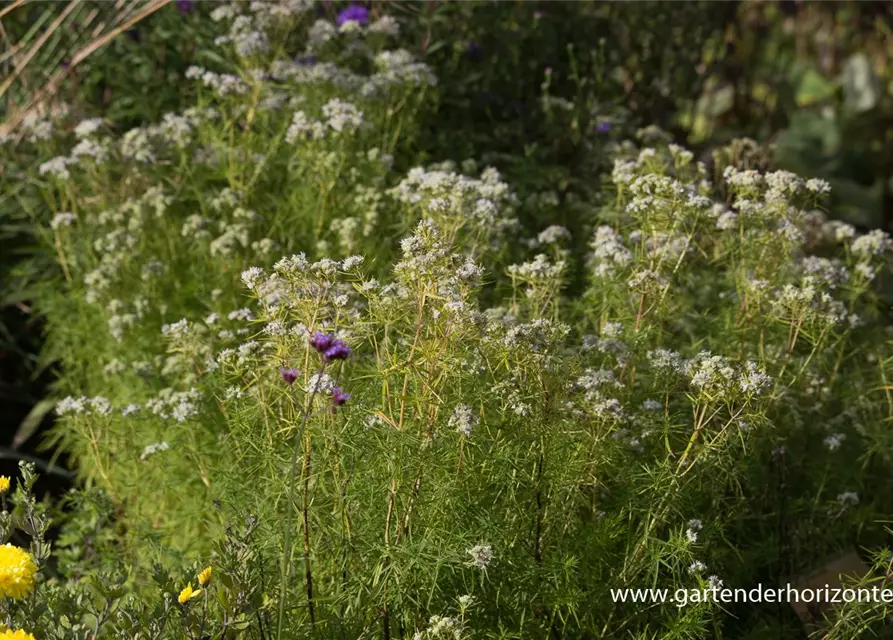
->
[279, 367, 300, 385]
[337, 4, 369, 26]
[331, 386, 350, 407]
[324, 342, 352, 361]
[176, 0, 194, 14]
[310, 331, 334, 353]
[596, 122, 612, 134]
[309, 332, 352, 361]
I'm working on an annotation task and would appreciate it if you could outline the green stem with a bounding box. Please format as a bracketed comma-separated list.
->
[277, 360, 328, 640]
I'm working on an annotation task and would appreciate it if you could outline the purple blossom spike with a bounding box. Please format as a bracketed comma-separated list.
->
[310, 331, 352, 361]
[337, 4, 369, 26]
[324, 341, 351, 361]
[176, 0, 195, 14]
[279, 367, 300, 385]
[309, 331, 335, 353]
[596, 122, 612, 134]
[331, 387, 350, 407]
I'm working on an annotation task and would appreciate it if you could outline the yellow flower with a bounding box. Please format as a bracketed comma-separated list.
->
[198, 566, 212, 586]
[0, 630, 36, 640]
[0, 477, 10, 495]
[0, 544, 37, 599]
[178, 583, 202, 605]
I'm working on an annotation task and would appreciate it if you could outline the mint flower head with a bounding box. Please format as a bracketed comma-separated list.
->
[337, 4, 369, 27]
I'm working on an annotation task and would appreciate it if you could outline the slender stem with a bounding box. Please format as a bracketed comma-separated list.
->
[301, 425, 316, 627]
[277, 360, 328, 640]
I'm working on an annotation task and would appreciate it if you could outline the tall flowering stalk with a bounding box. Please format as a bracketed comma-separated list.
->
[277, 333, 350, 638]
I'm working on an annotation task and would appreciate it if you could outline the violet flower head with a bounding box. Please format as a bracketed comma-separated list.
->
[331, 386, 350, 407]
[309, 331, 334, 353]
[466, 41, 484, 61]
[309, 332, 352, 361]
[324, 341, 352, 361]
[279, 367, 300, 385]
[337, 4, 369, 27]
[596, 122, 612, 134]
[176, 0, 195, 14]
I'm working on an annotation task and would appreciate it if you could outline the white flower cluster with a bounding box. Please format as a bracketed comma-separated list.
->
[140, 441, 170, 461]
[824, 432, 845, 452]
[684, 351, 771, 397]
[50, 212, 77, 230]
[588, 226, 632, 278]
[771, 282, 859, 329]
[322, 98, 364, 132]
[392, 166, 518, 245]
[214, 14, 271, 57]
[418, 616, 461, 640]
[536, 225, 571, 246]
[686, 518, 703, 543]
[71, 138, 109, 163]
[74, 117, 105, 138]
[39, 156, 75, 180]
[852, 229, 893, 258]
[368, 15, 400, 37]
[507, 254, 565, 282]
[19, 113, 55, 142]
[145, 387, 202, 422]
[448, 404, 478, 438]
[185, 66, 250, 96]
[467, 543, 493, 569]
[363, 49, 437, 96]
[837, 491, 859, 507]
[57, 396, 113, 416]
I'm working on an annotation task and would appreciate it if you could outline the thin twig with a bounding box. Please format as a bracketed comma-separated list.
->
[0, 0, 79, 102]
[3, 0, 171, 133]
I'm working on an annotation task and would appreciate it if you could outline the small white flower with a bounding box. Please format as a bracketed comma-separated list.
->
[449, 404, 478, 438]
[74, 117, 104, 138]
[688, 561, 707, 574]
[467, 544, 493, 569]
[140, 441, 170, 460]
[824, 433, 845, 452]
[686, 519, 703, 543]
[242, 267, 265, 290]
[641, 399, 662, 412]
[50, 212, 78, 230]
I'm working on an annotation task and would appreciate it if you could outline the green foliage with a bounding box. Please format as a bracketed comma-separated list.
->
[4, 2, 893, 639]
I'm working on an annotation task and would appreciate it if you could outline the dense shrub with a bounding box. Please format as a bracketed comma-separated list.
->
[4, 2, 893, 639]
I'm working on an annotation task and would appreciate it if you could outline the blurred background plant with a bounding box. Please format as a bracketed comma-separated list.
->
[684, 2, 893, 232]
[1, 0, 222, 488]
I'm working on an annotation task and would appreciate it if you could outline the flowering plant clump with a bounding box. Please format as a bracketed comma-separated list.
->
[4, 2, 893, 638]
[0, 463, 274, 639]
